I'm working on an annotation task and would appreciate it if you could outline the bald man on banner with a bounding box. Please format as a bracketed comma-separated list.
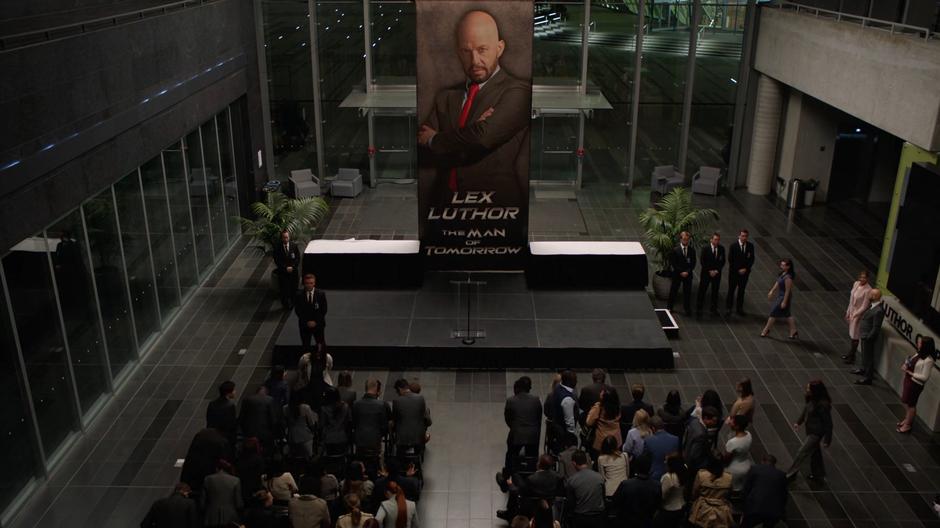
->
[417, 9, 531, 206]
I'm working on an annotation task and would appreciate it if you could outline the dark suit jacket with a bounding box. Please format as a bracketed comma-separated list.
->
[239, 393, 278, 440]
[392, 392, 430, 446]
[338, 387, 357, 408]
[294, 288, 327, 328]
[670, 244, 696, 277]
[273, 242, 301, 274]
[578, 382, 606, 413]
[700, 244, 726, 274]
[140, 493, 199, 528]
[180, 428, 229, 491]
[206, 396, 237, 442]
[352, 394, 391, 450]
[682, 418, 716, 472]
[424, 68, 531, 202]
[743, 463, 788, 519]
[613, 478, 662, 526]
[620, 399, 654, 426]
[728, 240, 756, 274]
[505, 392, 543, 447]
[859, 303, 885, 340]
[201, 471, 243, 526]
[514, 469, 564, 498]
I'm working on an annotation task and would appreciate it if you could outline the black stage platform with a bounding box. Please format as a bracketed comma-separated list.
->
[274, 272, 673, 370]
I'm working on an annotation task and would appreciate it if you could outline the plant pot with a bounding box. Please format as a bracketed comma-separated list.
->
[804, 189, 816, 207]
[652, 272, 672, 300]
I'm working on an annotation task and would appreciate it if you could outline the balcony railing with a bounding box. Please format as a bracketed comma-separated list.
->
[770, 0, 935, 41]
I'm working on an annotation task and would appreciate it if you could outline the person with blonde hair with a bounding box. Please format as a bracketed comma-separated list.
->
[623, 408, 652, 459]
[337, 493, 375, 528]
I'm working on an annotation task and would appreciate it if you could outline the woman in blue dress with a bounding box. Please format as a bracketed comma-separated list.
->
[761, 258, 798, 338]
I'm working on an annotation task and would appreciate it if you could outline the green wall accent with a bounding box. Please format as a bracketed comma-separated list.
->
[876, 142, 938, 290]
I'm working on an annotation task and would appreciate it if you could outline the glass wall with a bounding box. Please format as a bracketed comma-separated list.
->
[0, 104, 243, 518]
[185, 130, 214, 277]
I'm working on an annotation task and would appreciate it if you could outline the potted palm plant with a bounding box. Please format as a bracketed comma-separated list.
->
[237, 191, 329, 288]
[639, 187, 719, 299]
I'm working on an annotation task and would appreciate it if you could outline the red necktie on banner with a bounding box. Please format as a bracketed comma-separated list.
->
[448, 82, 481, 192]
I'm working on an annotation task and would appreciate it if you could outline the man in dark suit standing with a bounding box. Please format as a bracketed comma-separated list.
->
[741, 454, 788, 528]
[726, 228, 756, 315]
[503, 376, 542, 475]
[294, 273, 327, 350]
[852, 288, 885, 385]
[391, 378, 431, 452]
[577, 369, 607, 415]
[667, 231, 696, 315]
[417, 10, 531, 208]
[140, 482, 199, 528]
[273, 230, 301, 310]
[353, 378, 391, 457]
[697, 232, 725, 315]
[239, 386, 278, 454]
[206, 380, 237, 450]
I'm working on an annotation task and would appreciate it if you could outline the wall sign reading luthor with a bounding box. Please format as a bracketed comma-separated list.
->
[416, 0, 533, 269]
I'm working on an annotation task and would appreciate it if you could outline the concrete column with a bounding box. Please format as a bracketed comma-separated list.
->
[745, 74, 784, 195]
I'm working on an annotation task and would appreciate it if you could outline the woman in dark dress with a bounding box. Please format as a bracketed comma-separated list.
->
[761, 258, 798, 339]
[898, 336, 936, 433]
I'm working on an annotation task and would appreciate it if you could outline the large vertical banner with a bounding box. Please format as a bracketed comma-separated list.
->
[416, 0, 533, 269]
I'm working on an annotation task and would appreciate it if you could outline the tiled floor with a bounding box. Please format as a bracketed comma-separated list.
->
[9, 188, 940, 528]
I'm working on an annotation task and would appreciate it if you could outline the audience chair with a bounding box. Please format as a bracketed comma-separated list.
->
[652, 165, 685, 195]
[289, 169, 321, 198]
[331, 167, 363, 198]
[691, 166, 722, 196]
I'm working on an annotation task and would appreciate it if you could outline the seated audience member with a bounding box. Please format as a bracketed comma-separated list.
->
[353, 378, 391, 457]
[374, 458, 421, 503]
[140, 482, 199, 528]
[236, 438, 266, 502]
[578, 369, 608, 414]
[375, 482, 419, 528]
[242, 490, 278, 528]
[266, 459, 299, 503]
[296, 461, 322, 496]
[337, 371, 357, 407]
[623, 408, 652, 460]
[503, 376, 543, 478]
[530, 499, 561, 528]
[612, 452, 660, 527]
[655, 454, 686, 528]
[557, 433, 587, 479]
[621, 383, 655, 426]
[597, 436, 629, 498]
[585, 388, 622, 455]
[657, 390, 686, 439]
[318, 464, 341, 505]
[564, 450, 606, 528]
[320, 386, 352, 455]
[179, 428, 229, 494]
[206, 381, 238, 448]
[288, 489, 331, 528]
[392, 379, 432, 451]
[265, 366, 290, 410]
[202, 460, 243, 528]
[240, 385, 279, 454]
[644, 416, 680, 482]
[688, 456, 733, 528]
[497, 454, 564, 521]
[724, 415, 753, 493]
[285, 393, 319, 460]
[342, 461, 375, 503]
[683, 406, 720, 475]
[741, 454, 788, 528]
[337, 493, 375, 528]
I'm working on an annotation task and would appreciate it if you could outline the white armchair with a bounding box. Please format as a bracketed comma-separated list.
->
[331, 168, 363, 198]
[289, 169, 321, 198]
[691, 166, 722, 196]
[652, 165, 684, 195]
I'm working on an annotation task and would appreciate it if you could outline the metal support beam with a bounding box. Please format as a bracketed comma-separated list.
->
[363, 0, 377, 187]
[252, 0, 276, 177]
[626, 0, 646, 190]
[728, 0, 757, 189]
[308, 0, 327, 182]
[576, 0, 591, 189]
[677, 0, 701, 177]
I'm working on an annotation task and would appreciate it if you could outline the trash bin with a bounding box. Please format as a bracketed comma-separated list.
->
[787, 178, 803, 209]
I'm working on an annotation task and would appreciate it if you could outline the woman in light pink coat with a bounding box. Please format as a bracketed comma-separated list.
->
[843, 270, 872, 362]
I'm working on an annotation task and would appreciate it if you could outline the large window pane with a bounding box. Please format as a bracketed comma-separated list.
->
[371, 1, 415, 83]
[114, 172, 161, 344]
[0, 281, 41, 510]
[83, 190, 137, 376]
[264, 0, 317, 178]
[218, 108, 242, 241]
[200, 119, 230, 255]
[46, 213, 109, 413]
[184, 131, 214, 276]
[533, 2, 582, 83]
[3, 235, 78, 455]
[162, 143, 199, 297]
[140, 156, 181, 319]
